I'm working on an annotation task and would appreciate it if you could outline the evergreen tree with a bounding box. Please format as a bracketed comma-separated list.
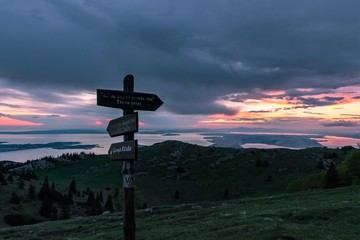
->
[99, 191, 103, 202]
[224, 188, 229, 199]
[104, 195, 114, 212]
[50, 206, 58, 220]
[28, 184, 36, 199]
[0, 172, 7, 185]
[38, 176, 50, 200]
[174, 190, 180, 199]
[48, 181, 62, 202]
[60, 202, 71, 219]
[18, 179, 25, 189]
[69, 178, 77, 193]
[30, 170, 38, 180]
[87, 191, 95, 206]
[7, 173, 14, 183]
[9, 191, 20, 204]
[39, 197, 53, 218]
[67, 189, 74, 204]
[91, 194, 103, 215]
[326, 163, 339, 188]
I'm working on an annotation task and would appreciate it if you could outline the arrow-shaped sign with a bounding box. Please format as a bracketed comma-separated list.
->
[97, 89, 163, 111]
[107, 113, 138, 137]
[108, 140, 138, 161]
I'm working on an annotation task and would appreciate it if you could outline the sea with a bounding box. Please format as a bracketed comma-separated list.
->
[0, 133, 358, 163]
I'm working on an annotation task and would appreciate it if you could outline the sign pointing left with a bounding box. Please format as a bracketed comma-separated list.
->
[107, 113, 138, 137]
[108, 140, 138, 161]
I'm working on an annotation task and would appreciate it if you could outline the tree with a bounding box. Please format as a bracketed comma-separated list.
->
[18, 180, 25, 189]
[104, 195, 114, 212]
[223, 188, 229, 199]
[38, 176, 50, 200]
[9, 192, 20, 204]
[338, 150, 360, 185]
[174, 190, 180, 199]
[39, 197, 53, 218]
[50, 206, 58, 221]
[99, 191, 103, 202]
[60, 202, 71, 220]
[0, 172, 7, 185]
[28, 184, 36, 199]
[7, 173, 14, 183]
[90, 193, 103, 215]
[87, 191, 95, 206]
[67, 190, 74, 204]
[69, 178, 77, 193]
[325, 163, 339, 188]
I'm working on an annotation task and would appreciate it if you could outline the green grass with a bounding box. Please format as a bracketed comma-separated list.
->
[1, 185, 359, 239]
[0, 141, 348, 228]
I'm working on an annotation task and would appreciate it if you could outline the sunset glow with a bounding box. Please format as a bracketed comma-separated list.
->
[0, 0, 358, 140]
[0, 116, 43, 127]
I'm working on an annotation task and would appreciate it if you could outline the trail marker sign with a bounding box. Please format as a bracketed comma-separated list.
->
[108, 140, 138, 161]
[97, 89, 163, 111]
[107, 113, 138, 137]
[97, 74, 163, 240]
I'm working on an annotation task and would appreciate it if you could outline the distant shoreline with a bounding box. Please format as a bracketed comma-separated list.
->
[0, 142, 99, 153]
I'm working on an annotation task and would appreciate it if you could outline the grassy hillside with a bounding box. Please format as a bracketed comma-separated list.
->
[1, 185, 359, 240]
[0, 141, 348, 228]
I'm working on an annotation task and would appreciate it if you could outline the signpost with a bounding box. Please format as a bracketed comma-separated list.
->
[97, 74, 163, 240]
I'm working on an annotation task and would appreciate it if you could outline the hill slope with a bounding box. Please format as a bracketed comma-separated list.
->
[1, 185, 359, 240]
[1, 140, 347, 228]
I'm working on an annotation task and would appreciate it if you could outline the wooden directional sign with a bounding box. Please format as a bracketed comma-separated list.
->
[97, 89, 163, 111]
[108, 140, 138, 161]
[107, 113, 138, 137]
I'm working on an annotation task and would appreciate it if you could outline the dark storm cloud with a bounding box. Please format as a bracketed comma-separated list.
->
[322, 120, 358, 127]
[295, 96, 344, 107]
[0, 0, 359, 115]
[283, 88, 334, 98]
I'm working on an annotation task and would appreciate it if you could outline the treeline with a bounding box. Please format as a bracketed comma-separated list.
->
[287, 149, 360, 192]
[3, 176, 116, 226]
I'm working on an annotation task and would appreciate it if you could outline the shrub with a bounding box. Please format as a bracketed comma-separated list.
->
[325, 163, 339, 188]
[286, 172, 326, 193]
[338, 150, 360, 185]
[9, 192, 20, 204]
[4, 214, 40, 226]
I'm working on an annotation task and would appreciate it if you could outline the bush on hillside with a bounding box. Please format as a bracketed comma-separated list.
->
[338, 150, 360, 185]
[286, 172, 326, 193]
[4, 214, 40, 226]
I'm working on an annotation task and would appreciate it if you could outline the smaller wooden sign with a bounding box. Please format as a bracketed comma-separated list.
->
[107, 113, 138, 137]
[108, 140, 138, 161]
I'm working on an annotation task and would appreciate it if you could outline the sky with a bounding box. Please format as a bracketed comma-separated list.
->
[0, 0, 359, 136]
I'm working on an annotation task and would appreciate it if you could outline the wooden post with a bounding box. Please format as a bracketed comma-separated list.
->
[123, 75, 136, 240]
[97, 74, 163, 240]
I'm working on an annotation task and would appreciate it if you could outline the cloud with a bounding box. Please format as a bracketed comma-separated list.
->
[295, 96, 344, 107]
[0, 0, 359, 116]
[322, 120, 358, 127]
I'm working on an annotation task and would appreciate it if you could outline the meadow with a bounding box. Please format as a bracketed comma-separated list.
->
[0, 140, 358, 239]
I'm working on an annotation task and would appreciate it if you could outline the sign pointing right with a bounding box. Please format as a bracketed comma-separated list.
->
[97, 89, 163, 111]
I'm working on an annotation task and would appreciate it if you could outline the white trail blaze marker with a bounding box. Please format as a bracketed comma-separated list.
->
[97, 74, 163, 240]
